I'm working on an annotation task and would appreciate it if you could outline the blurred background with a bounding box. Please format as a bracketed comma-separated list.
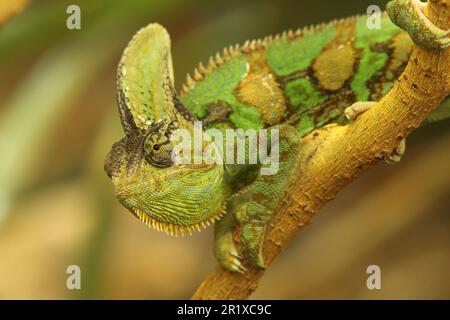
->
[0, 0, 449, 299]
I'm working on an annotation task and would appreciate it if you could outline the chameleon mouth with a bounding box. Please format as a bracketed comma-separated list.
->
[131, 206, 226, 237]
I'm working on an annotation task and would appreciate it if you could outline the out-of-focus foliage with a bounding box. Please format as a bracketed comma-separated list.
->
[0, 0, 449, 299]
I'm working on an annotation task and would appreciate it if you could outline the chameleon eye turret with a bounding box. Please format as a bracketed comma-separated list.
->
[143, 129, 173, 168]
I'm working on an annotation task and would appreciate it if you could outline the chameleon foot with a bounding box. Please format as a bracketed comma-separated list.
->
[214, 230, 247, 273]
[345, 102, 377, 120]
[386, 0, 450, 49]
[214, 208, 247, 273]
[386, 138, 406, 163]
[230, 199, 267, 269]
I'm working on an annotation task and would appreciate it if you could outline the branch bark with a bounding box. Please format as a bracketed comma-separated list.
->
[192, 0, 450, 300]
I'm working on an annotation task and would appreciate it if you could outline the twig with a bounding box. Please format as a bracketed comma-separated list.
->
[192, 0, 450, 299]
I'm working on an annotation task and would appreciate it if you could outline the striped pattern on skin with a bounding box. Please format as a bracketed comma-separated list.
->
[180, 14, 413, 137]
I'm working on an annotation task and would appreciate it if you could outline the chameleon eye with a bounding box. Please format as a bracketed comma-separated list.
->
[143, 133, 173, 168]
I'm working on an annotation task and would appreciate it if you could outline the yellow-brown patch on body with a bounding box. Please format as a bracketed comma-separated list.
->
[236, 49, 286, 126]
[312, 46, 356, 91]
[312, 18, 356, 91]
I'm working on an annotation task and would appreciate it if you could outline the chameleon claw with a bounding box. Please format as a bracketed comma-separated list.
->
[226, 249, 246, 273]
[345, 102, 377, 121]
[231, 261, 248, 274]
[214, 227, 248, 273]
[437, 37, 450, 49]
[218, 248, 246, 273]
[386, 138, 406, 164]
[230, 252, 243, 260]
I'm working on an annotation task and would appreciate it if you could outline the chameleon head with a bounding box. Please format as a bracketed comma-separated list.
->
[105, 23, 228, 235]
[104, 126, 227, 236]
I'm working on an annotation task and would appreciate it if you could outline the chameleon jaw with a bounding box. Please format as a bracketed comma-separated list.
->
[132, 206, 226, 237]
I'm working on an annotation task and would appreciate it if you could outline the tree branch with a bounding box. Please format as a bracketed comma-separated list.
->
[192, 0, 450, 300]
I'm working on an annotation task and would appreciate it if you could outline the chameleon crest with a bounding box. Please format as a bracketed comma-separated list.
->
[106, 24, 228, 235]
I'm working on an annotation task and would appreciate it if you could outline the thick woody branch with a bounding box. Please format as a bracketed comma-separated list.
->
[192, 0, 450, 300]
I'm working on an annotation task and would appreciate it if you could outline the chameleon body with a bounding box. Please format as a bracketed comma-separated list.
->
[105, 0, 449, 272]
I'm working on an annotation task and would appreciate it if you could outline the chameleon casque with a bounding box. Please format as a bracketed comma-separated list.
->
[104, 0, 449, 273]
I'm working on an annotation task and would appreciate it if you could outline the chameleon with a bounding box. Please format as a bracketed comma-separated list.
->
[104, 0, 449, 273]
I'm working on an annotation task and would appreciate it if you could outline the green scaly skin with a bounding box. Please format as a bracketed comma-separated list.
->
[105, 0, 450, 273]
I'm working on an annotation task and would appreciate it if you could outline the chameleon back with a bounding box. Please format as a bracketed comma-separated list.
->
[180, 14, 413, 136]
